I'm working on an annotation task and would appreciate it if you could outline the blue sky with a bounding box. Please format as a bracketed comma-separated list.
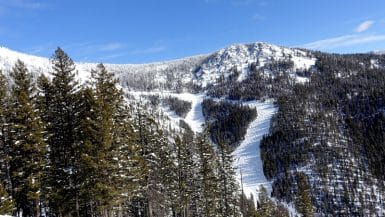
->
[1, 0, 385, 63]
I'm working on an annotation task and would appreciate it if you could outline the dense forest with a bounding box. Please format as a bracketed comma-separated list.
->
[193, 47, 385, 216]
[162, 96, 192, 118]
[0, 48, 290, 217]
[260, 52, 385, 216]
[202, 99, 257, 149]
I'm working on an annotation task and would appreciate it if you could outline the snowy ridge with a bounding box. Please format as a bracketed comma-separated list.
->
[0, 46, 207, 86]
[232, 100, 277, 201]
[195, 42, 316, 87]
[1, 43, 315, 91]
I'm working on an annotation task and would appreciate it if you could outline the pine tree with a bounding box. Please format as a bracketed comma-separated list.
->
[113, 103, 144, 216]
[0, 71, 15, 215]
[0, 182, 15, 215]
[295, 172, 313, 217]
[45, 47, 82, 216]
[240, 193, 257, 217]
[7, 60, 46, 217]
[133, 110, 163, 217]
[195, 133, 220, 217]
[170, 134, 196, 217]
[256, 185, 275, 217]
[78, 63, 141, 216]
[217, 141, 241, 217]
[0, 70, 10, 192]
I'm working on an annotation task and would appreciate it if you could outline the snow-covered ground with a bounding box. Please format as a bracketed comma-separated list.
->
[128, 91, 206, 133]
[232, 100, 277, 202]
[129, 91, 279, 203]
[180, 93, 205, 133]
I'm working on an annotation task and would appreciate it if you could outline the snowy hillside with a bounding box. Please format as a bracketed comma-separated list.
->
[4, 42, 385, 216]
[195, 42, 316, 87]
[233, 100, 277, 201]
[0, 41, 315, 189]
[0, 46, 207, 86]
[1, 42, 316, 91]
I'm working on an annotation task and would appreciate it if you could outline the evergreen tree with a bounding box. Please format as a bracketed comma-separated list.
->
[131, 110, 165, 217]
[0, 72, 14, 215]
[0, 70, 10, 195]
[78, 63, 142, 216]
[45, 47, 82, 216]
[240, 193, 257, 217]
[256, 186, 275, 217]
[217, 141, 241, 217]
[295, 172, 313, 217]
[195, 133, 220, 217]
[7, 60, 46, 217]
[169, 134, 195, 217]
[0, 182, 15, 215]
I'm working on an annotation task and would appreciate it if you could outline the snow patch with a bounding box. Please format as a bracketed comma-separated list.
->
[233, 100, 277, 202]
[128, 91, 206, 133]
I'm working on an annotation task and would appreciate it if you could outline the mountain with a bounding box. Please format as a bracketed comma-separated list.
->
[371, 50, 385, 55]
[1, 42, 315, 91]
[2, 43, 385, 216]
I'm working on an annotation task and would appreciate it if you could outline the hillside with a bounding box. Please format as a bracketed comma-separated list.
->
[1, 43, 385, 216]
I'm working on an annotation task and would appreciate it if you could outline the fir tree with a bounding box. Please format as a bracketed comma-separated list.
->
[46, 47, 81, 216]
[133, 110, 163, 217]
[78, 63, 141, 215]
[0, 182, 15, 215]
[0, 70, 10, 194]
[195, 133, 220, 217]
[0, 72, 14, 215]
[295, 172, 313, 217]
[217, 141, 241, 217]
[256, 186, 275, 217]
[7, 60, 46, 217]
[171, 134, 196, 217]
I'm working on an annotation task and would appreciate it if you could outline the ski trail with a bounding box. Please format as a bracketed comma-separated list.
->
[127, 91, 205, 133]
[233, 100, 277, 202]
[183, 93, 205, 133]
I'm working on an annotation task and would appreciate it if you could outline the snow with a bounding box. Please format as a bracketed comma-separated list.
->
[295, 76, 309, 83]
[232, 100, 277, 202]
[179, 93, 205, 133]
[0, 46, 206, 88]
[370, 59, 380, 69]
[195, 42, 316, 88]
[128, 91, 206, 133]
[291, 55, 316, 71]
[0, 215, 13, 217]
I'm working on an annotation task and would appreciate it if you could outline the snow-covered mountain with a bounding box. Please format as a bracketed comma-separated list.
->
[0, 42, 316, 90]
[4, 42, 385, 216]
[195, 42, 315, 87]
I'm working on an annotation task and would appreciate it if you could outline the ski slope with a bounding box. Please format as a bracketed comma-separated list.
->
[128, 91, 206, 133]
[233, 100, 277, 202]
[181, 93, 205, 133]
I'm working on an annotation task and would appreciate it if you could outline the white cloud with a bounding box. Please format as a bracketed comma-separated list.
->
[300, 34, 385, 50]
[354, 20, 374, 33]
